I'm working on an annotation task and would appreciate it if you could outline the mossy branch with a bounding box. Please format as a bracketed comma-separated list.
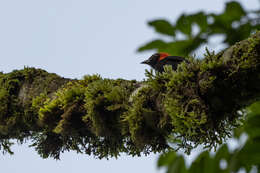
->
[0, 31, 259, 159]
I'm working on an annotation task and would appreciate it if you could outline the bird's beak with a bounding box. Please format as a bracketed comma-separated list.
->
[141, 59, 149, 64]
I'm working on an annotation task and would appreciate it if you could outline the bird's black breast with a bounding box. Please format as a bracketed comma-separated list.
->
[155, 56, 186, 72]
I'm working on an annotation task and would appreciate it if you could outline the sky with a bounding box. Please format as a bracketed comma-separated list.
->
[0, 0, 259, 173]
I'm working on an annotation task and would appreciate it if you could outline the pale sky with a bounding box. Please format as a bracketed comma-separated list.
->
[0, 0, 259, 173]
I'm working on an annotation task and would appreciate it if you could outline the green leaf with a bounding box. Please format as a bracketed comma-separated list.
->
[167, 156, 187, 173]
[238, 140, 260, 166]
[245, 101, 260, 138]
[137, 39, 167, 52]
[176, 14, 192, 36]
[215, 144, 229, 161]
[245, 115, 260, 139]
[248, 101, 260, 115]
[208, 14, 231, 35]
[224, 1, 246, 22]
[158, 40, 191, 56]
[209, 2, 246, 36]
[189, 151, 214, 173]
[157, 151, 177, 167]
[213, 144, 230, 172]
[149, 19, 175, 37]
[232, 126, 245, 139]
[159, 37, 205, 56]
[190, 12, 208, 32]
[157, 152, 188, 173]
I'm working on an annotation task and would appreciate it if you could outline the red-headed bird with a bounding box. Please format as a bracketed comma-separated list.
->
[141, 53, 186, 73]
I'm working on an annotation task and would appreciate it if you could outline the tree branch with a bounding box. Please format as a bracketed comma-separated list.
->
[0, 31, 259, 159]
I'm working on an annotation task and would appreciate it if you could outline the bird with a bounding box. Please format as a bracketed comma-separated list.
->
[141, 52, 186, 73]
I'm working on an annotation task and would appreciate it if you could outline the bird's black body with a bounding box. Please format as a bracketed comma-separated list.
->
[141, 53, 186, 73]
[154, 56, 185, 72]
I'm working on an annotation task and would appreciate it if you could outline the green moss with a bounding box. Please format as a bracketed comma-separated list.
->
[33, 74, 145, 159]
[141, 51, 251, 153]
[199, 75, 216, 94]
[122, 82, 171, 155]
[32, 93, 49, 112]
[83, 78, 128, 136]
[0, 88, 9, 123]
[0, 31, 259, 160]
[0, 67, 71, 155]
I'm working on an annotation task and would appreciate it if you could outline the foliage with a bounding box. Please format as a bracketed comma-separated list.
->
[138, 1, 260, 56]
[157, 101, 260, 173]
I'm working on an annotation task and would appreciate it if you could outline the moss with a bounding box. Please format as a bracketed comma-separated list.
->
[0, 88, 9, 124]
[83, 79, 128, 137]
[33, 74, 144, 159]
[140, 37, 257, 153]
[0, 33, 259, 159]
[199, 75, 216, 94]
[122, 85, 170, 154]
[155, 62, 211, 153]
[0, 69, 27, 148]
[0, 67, 70, 155]
[32, 93, 49, 112]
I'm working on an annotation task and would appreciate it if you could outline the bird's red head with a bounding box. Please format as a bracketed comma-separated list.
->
[158, 52, 170, 61]
[141, 52, 171, 67]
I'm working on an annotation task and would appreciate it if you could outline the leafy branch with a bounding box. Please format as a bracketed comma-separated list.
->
[138, 1, 260, 56]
